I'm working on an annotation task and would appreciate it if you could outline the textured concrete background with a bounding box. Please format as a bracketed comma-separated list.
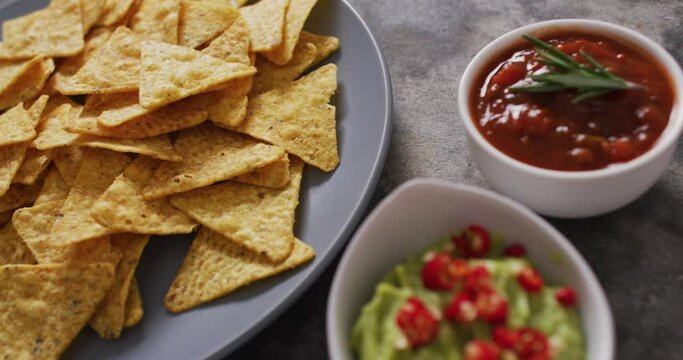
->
[229, 0, 683, 358]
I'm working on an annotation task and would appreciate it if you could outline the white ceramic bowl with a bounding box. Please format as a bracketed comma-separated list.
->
[458, 19, 683, 218]
[327, 179, 614, 360]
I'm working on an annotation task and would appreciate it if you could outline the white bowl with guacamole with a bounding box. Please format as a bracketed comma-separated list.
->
[327, 179, 614, 360]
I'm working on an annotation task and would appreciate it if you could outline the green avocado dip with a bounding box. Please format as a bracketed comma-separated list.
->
[351, 225, 585, 360]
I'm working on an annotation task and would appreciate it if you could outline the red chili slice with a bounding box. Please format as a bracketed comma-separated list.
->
[555, 287, 578, 307]
[421, 252, 468, 291]
[503, 243, 527, 258]
[464, 340, 502, 360]
[517, 266, 544, 293]
[395, 297, 440, 348]
[463, 265, 492, 293]
[473, 286, 509, 324]
[514, 328, 551, 360]
[445, 292, 477, 324]
[453, 225, 492, 258]
[492, 326, 519, 349]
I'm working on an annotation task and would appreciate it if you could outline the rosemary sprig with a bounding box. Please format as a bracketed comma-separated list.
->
[508, 35, 641, 103]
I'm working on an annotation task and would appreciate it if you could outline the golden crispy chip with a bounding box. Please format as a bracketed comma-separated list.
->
[85, 92, 152, 128]
[12, 200, 119, 264]
[97, 0, 137, 26]
[0, 58, 54, 111]
[81, 0, 107, 33]
[0, 57, 47, 109]
[68, 100, 209, 139]
[139, 41, 256, 109]
[51, 27, 113, 94]
[31, 103, 81, 150]
[0, 144, 28, 197]
[25, 94, 50, 123]
[202, 16, 251, 65]
[264, 0, 318, 65]
[92, 156, 197, 234]
[203, 0, 248, 7]
[165, 229, 314, 312]
[62, 27, 141, 95]
[251, 42, 316, 95]
[178, 0, 239, 49]
[237, 64, 338, 171]
[51, 146, 83, 186]
[240, 0, 289, 52]
[170, 158, 304, 262]
[0, 103, 38, 147]
[41, 94, 78, 122]
[34, 166, 69, 205]
[72, 134, 182, 162]
[143, 124, 285, 199]
[13, 149, 52, 185]
[234, 153, 291, 188]
[0, 183, 39, 213]
[124, 277, 144, 327]
[0, 222, 35, 266]
[130, 0, 180, 44]
[0, 0, 84, 59]
[90, 233, 149, 339]
[0, 263, 115, 359]
[299, 31, 340, 64]
[207, 92, 249, 128]
[49, 149, 131, 246]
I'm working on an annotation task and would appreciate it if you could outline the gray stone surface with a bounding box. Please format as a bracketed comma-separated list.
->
[229, 0, 683, 359]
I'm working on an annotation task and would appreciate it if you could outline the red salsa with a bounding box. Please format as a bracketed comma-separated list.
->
[470, 33, 674, 171]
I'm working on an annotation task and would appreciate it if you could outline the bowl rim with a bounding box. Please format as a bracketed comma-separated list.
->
[458, 19, 683, 180]
[326, 178, 615, 359]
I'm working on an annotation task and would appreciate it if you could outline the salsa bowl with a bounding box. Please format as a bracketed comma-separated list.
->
[327, 179, 614, 359]
[458, 19, 683, 218]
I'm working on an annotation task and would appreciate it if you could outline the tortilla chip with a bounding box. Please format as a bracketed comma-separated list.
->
[12, 200, 119, 264]
[0, 0, 84, 59]
[0, 57, 48, 108]
[49, 148, 131, 246]
[124, 277, 144, 327]
[178, 0, 239, 49]
[234, 153, 291, 188]
[139, 41, 256, 109]
[251, 43, 316, 95]
[202, 16, 251, 65]
[81, 0, 107, 33]
[0, 144, 28, 197]
[170, 157, 304, 262]
[240, 0, 289, 52]
[0, 58, 54, 111]
[263, 0, 318, 65]
[165, 229, 314, 312]
[84, 92, 152, 128]
[34, 166, 69, 205]
[143, 124, 285, 199]
[97, 0, 137, 26]
[237, 64, 338, 171]
[51, 146, 83, 186]
[130, 0, 180, 44]
[51, 27, 113, 95]
[72, 134, 182, 162]
[31, 103, 82, 150]
[0, 263, 115, 359]
[299, 31, 340, 64]
[92, 156, 197, 234]
[206, 93, 249, 128]
[0, 222, 35, 266]
[25, 95, 50, 123]
[204, 0, 248, 7]
[13, 149, 52, 186]
[90, 233, 149, 339]
[0, 184, 38, 213]
[0, 103, 39, 147]
[61, 27, 141, 95]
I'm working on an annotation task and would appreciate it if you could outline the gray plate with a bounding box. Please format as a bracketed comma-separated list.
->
[0, 0, 392, 358]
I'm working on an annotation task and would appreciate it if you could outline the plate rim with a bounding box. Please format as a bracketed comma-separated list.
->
[206, 1, 394, 358]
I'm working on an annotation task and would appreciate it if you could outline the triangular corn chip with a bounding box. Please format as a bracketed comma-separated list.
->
[124, 277, 144, 327]
[0, 103, 39, 147]
[0, 144, 28, 197]
[178, 0, 239, 49]
[31, 103, 82, 150]
[97, 0, 137, 26]
[299, 31, 340, 64]
[203, 0, 248, 7]
[80, 0, 107, 33]
[25, 95, 50, 124]
[90, 233, 149, 339]
[143, 124, 285, 199]
[0, 263, 115, 359]
[202, 16, 251, 65]
[236, 64, 338, 171]
[240, 0, 289, 52]
[234, 153, 291, 188]
[0, 222, 35, 266]
[92, 156, 197, 234]
[139, 41, 256, 109]
[0, 0, 84, 59]
[251, 42, 317, 95]
[170, 157, 304, 262]
[0, 183, 39, 213]
[130, 0, 181, 44]
[13, 149, 52, 185]
[62, 27, 141, 95]
[72, 134, 182, 162]
[49, 148, 131, 246]
[0, 58, 53, 111]
[165, 228, 314, 312]
[34, 166, 69, 205]
[51, 27, 113, 95]
[207, 94, 249, 128]
[263, 0, 318, 65]
[85, 92, 153, 128]
[51, 146, 83, 186]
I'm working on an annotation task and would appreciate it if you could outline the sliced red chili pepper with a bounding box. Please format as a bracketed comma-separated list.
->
[514, 328, 551, 360]
[474, 286, 509, 324]
[453, 225, 492, 258]
[503, 243, 527, 258]
[517, 266, 544, 293]
[445, 292, 477, 324]
[463, 265, 493, 293]
[464, 340, 502, 360]
[421, 252, 468, 291]
[492, 326, 519, 349]
[555, 287, 578, 307]
[395, 297, 440, 348]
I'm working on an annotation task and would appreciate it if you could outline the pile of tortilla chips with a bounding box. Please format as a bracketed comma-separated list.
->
[0, 0, 339, 357]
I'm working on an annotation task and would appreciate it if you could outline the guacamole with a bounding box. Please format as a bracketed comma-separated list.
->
[351, 226, 585, 360]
